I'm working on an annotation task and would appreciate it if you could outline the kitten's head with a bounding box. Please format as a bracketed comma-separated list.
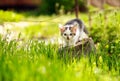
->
[59, 22, 78, 41]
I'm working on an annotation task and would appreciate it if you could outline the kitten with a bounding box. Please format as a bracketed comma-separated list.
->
[59, 19, 88, 46]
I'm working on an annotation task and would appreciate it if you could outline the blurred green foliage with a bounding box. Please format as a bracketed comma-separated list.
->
[89, 11, 120, 43]
[0, 10, 24, 23]
[38, 0, 87, 15]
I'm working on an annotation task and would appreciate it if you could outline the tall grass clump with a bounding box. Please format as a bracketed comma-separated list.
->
[0, 36, 64, 81]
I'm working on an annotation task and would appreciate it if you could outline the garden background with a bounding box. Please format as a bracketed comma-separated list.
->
[0, 0, 120, 81]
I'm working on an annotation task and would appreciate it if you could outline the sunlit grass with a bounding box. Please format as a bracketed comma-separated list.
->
[0, 10, 120, 81]
[0, 36, 119, 81]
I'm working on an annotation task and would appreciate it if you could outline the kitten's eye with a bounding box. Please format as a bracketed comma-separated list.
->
[69, 27, 71, 30]
[65, 27, 67, 30]
[70, 33, 75, 36]
[64, 33, 67, 36]
[73, 33, 76, 35]
[70, 33, 72, 36]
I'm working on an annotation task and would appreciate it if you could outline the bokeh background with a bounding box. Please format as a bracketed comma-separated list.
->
[0, 0, 120, 81]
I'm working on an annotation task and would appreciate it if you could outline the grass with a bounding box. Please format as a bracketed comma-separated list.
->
[0, 10, 24, 23]
[0, 10, 120, 81]
[0, 36, 119, 81]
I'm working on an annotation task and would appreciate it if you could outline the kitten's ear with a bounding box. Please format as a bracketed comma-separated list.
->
[58, 24, 65, 32]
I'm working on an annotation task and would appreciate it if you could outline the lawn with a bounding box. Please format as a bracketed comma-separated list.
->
[0, 10, 120, 81]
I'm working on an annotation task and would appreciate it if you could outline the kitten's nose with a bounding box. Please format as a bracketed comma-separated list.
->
[67, 36, 69, 40]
